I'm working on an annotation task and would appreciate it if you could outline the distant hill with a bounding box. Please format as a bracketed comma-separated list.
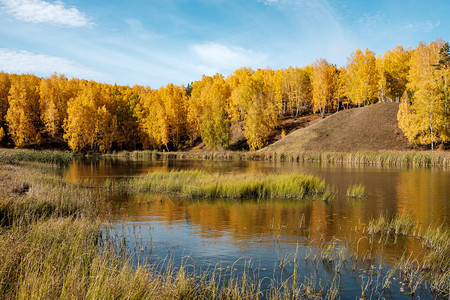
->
[261, 102, 412, 153]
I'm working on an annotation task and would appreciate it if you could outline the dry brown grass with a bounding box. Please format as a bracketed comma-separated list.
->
[262, 103, 413, 153]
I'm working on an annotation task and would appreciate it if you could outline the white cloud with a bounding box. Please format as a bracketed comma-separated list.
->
[0, 48, 104, 79]
[191, 43, 267, 72]
[0, 0, 91, 27]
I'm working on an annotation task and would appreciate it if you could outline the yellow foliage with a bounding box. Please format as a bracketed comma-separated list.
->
[0, 72, 11, 126]
[0, 39, 447, 152]
[398, 39, 449, 149]
[140, 84, 187, 150]
[312, 58, 334, 117]
[0, 127, 5, 142]
[6, 74, 42, 148]
[345, 48, 379, 106]
[377, 46, 411, 102]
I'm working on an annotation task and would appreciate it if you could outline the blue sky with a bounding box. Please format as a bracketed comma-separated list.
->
[0, 0, 448, 88]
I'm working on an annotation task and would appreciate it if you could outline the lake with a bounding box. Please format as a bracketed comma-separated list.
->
[59, 157, 450, 298]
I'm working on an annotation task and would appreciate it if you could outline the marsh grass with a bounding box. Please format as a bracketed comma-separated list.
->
[367, 213, 450, 297]
[103, 149, 450, 168]
[261, 150, 450, 168]
[367, 213, 417, 237]
[125, 170, 333, 201]
[346, 183, 366, 198]
[0, 148, 74, 165]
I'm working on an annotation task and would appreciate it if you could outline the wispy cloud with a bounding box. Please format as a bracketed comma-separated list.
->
[191, 43, 267, 72]
[259, 0, 281, 5]
[0, 48, 104, 79]
[0, 0, 92, 27]
[125, 18, 159, 40]
[402, 20, 440, 33]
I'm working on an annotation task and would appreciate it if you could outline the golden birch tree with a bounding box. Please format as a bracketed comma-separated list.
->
[0, 72, 11, 142]
[312, 59, 334, 117]
[6, 74, 42, 148]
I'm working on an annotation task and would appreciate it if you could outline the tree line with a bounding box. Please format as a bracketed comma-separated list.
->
[0, 39, 448, 152]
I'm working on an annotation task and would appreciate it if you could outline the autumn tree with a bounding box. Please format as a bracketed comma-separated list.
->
[0, 72, 11, 142]
[140, 84, 187, 150]
[273, 67, 312, 118]
[346, 48, 379, 106]
[312, 59, 335, 117]
[377, 46, 411, 102]
[110, 85, 141, 149]
[227, 67, 254, 125]
[333, 66, 347, 110]
[64, 81, 117, 152]
[39, 74, 79, 140]
[397, 40, 447, 149]
[229, 71, 278, 150]
[433, 42, 450, 145]
[188, 74, 232, 149]
[159, 83, 187, 149]
[6, 74, 42, 148]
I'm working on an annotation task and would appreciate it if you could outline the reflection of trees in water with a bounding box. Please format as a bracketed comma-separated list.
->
[63, 158, 171, 182]
[396, 169, 450, 227]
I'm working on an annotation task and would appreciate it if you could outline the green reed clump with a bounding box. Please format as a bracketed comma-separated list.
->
[346, 183, 366, 198]
[129, 170, 332, 200]
[367, 213, 417, 237]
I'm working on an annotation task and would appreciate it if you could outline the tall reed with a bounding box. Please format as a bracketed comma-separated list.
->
[126, 170, 333, 200]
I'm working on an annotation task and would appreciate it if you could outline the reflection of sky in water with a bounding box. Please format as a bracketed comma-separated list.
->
[63, 158, 448, 298]
[104, 218, 432, 299]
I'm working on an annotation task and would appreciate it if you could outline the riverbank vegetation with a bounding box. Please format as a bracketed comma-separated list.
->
[0, 40, 448, 152]
[104, 149, 450, 167]
[0, 148, 74, 165]
[3, 147, 450, 169]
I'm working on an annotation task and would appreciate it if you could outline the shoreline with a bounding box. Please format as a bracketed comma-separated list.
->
[1, 148, 450, 168]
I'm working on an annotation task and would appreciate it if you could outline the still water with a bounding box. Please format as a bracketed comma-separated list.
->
[61, 158, 450, 298]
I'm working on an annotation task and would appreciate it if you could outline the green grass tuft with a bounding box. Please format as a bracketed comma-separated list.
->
[346, 183, 366, 198]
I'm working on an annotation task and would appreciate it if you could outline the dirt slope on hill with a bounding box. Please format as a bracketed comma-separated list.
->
[261, 103, 411, 152]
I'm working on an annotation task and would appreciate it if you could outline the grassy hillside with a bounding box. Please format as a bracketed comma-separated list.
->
[262, 103, 412, 153]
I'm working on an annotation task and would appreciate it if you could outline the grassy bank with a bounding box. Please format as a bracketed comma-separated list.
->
[103, 149, 450, 168]
[0, 148, 74, 165]
[2, 147, 450, 168]
[109, 170, 334, 201]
